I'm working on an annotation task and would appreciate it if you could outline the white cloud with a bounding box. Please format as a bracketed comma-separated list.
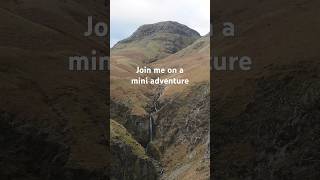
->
[111, 0, 210, 47]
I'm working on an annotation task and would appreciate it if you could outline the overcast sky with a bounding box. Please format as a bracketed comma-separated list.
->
[111, 0, 210, 47]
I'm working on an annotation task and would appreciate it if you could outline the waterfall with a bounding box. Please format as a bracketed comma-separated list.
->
[149, 86, 163, 142]
[154, 100, 158, 112]
[149, 115, 153, 141]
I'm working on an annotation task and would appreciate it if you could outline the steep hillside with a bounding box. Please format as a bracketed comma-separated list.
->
[212, 0, 320, 179]
[0, 1, 109, 179]
[111, 22, 210, 179]
[110, 120, 159, 180]
[152, 34, 210, 97]
[151, 35, 210, 180]
[110, 22, 202, 147]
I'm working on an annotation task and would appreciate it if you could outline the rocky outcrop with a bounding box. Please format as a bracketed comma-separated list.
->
[120, 21, 200, 43]
[110, 120, 158, 180]
[156, 83, 209, 151]
[111, 100, 150, 147]
[154, 83, 210, 179]
[213, 62, 320, 180]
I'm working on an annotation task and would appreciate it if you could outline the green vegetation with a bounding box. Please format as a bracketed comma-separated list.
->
[111, 119, 148, 159]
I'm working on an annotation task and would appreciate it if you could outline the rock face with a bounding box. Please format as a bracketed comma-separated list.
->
[213, 63, 320, 180]
[155, 83, 210, 180]
[110, 120, 158, 180]
[110, 100, 150, 147]
[112, 21, 201, 62]
[242, 66, 320, 180]
[120, 21, 200, 43]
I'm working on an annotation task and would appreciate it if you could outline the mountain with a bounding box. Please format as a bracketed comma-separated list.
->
[112, 21, 200, 63]
[110, 21, 210, 179]
[111, 21, 203, 118]
[0, 1, 109, 179]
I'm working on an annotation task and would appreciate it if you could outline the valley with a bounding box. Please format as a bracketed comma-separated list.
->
[110, 21, 210, 180]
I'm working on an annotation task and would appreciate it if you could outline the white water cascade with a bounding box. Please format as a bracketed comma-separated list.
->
[149, 115, 153, 141]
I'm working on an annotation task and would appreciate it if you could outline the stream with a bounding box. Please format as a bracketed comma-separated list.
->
[148, 86, 164, 142]
[149, 115, 153, 141]
[147, 86, 165, 177]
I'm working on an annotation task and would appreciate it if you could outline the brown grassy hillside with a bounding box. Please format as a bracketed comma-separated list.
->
[212, 0, 320, 179]
[111, 21, 210, 179]
[0, 1, 109, 179]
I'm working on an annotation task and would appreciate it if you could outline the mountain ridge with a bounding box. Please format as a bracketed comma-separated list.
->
[112, 21, 201, 63]
[116, 21, 200, 45]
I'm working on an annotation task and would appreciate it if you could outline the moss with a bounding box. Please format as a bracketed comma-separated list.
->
[110, 120, 148, 159]
[146, 141, 161, 160]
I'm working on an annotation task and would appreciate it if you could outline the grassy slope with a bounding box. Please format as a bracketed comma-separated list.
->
[111, 119, 148, 159]
[151, 35, 210, 98]
[213, 0, 320, 122]
[213, 0, 320, 179]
